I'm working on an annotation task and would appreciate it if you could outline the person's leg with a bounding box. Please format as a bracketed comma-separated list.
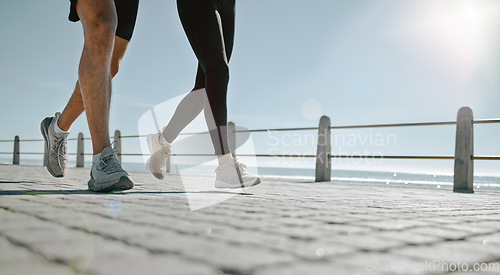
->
[76, 0, 134, 192]
[213, 0, 235, 166]
[177, 0, 232, 166]
[161, 0, 235, 146]
[76, 0, 117, 154]
[57, 36, 130, 132]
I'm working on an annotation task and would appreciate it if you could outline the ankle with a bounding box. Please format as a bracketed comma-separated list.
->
[217, 154, 232, 167]
[54, 116, 70, 134]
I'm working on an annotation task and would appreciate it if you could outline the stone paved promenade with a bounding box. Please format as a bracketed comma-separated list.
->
[1, 165, 500, 275]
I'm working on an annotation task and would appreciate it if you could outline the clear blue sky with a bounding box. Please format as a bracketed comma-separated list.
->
[0, 0, 499, 175]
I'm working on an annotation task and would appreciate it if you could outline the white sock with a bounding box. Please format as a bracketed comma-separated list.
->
[53, 116, 69, 134]
[92, 153, 101, 169]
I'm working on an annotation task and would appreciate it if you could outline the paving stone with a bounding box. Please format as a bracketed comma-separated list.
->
[405, 226, 474, 240]
[255, 261, 376, 275]
[390, 241, 499, 264]
[336, 252, 440, 274]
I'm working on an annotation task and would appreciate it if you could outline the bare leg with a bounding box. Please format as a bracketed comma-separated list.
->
[75, 0, 117, 154]
[161, 88, 205, 143]
[58, 36, 130, 132]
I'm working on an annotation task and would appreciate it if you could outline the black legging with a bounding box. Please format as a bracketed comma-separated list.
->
[162, 0, 235, 155]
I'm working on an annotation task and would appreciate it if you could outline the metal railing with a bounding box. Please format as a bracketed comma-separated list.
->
[1, 107, 499, 193]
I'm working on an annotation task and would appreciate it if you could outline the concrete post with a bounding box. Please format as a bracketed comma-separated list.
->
[315, 116, 331, 182]
[13, 136, 19, 165]
[228, 122, 236, 158]
[166, 154, 171, 173]
[77, 132, 84, 168]
[453, 107, 474, 193]
[114, 130, 122, 164]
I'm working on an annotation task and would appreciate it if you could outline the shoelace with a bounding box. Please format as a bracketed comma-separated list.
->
[161, 149, 171, 157]
[54, 137, 67, 169]
[98, 154, 122, 174]
[234, 159, 247, 171]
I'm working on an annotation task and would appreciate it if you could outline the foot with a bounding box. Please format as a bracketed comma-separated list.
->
[146, 133, 171, 180]
[215, 158, 261, 189]
[40, 112, 69, 177]
[88, 146, 133, 193]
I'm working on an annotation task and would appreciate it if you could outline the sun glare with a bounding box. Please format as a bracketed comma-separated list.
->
[440, 0, 498, 62]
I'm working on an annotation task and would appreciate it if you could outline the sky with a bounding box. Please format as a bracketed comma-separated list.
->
[0, 0, 499, 176]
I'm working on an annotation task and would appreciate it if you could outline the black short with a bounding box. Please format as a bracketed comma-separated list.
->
[69, 0, 139, 41]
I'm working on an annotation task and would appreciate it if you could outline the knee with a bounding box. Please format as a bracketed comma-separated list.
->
[83, 13, 117, 45]
[205, 62, 230, 85]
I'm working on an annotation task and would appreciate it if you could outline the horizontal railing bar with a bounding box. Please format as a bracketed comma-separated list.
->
[473, 119, 500, 124]
[1, 118, 498, 143]
[121, 135, 145, 139]
[171, 154, 225, 157]
[119, 153, 318, 158]
[118, 153, 500, 161]
[236, 154, 317, 158]
[67, 138, 92, 141]
[332, 121, 457, 129]
[473, 156, 500, 160]
[8, 152, 500, 161]
[121, 132, 210, 139]
[236, 127, 318, 133]
[6, 118, 494, 142]
[13, 152, 500, 161]
[330, 155, 454, 160]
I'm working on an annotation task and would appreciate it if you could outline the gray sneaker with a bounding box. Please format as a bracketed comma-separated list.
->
[88, 146, 134, 193]
[40, 112, 69, 177]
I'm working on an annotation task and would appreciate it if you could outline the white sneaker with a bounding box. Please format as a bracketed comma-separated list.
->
[88, 146, 133, 193]
[214, 158, 261, 189]
[146, 133, 171, 180]
[40, 112, 69, 177]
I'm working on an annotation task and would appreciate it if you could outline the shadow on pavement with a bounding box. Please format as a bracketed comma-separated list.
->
[0, 190, 253, 196]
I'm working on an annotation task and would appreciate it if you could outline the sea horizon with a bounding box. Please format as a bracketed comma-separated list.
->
[3, 157, 499, 191]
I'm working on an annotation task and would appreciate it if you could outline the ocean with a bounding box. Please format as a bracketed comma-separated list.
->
[2, 157, 500, 191]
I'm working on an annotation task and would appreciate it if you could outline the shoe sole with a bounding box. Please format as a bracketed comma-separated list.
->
[88, 176, 134, 193]
[214, 178, 261, 189]
[40, 117, 63, 178]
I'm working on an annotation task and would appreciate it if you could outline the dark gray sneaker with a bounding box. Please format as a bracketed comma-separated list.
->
[88, 146, 134, 193]
[40, 113, 69, 177]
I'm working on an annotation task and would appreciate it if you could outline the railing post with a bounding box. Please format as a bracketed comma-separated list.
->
[315, 116, 331, 182]
[13, 136, 19, 165]
[454, 107, 474, 193]
[166, 153, 171, 173]
[77, 132, 84, 168]
[228, 122, 236, 158]
[114, 130, 122, 164]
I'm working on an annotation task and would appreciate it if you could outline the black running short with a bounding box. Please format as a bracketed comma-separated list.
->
[68, 0, 139, 41]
